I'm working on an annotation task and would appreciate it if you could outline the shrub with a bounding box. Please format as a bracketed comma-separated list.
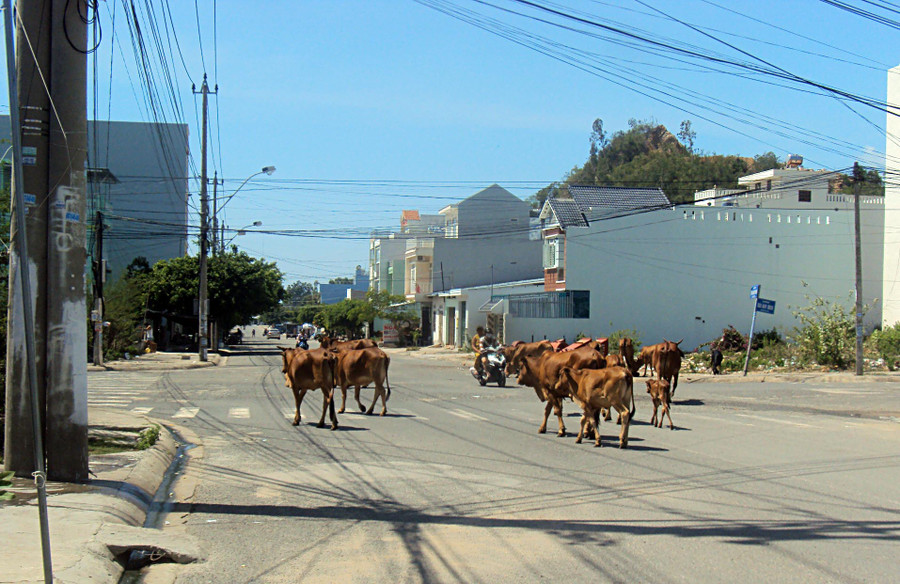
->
[791, 294, 858, 369]
[716, 325, 747, 352]
[137, 424, 160, 450]
[607, 328, 642, 353]
[869, 323, 900, 370]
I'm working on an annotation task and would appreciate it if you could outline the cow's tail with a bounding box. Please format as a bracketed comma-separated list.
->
[629, 376, 636, 418]
[385, 354, 392, 401]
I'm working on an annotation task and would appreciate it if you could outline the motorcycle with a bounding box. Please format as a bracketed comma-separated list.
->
[296, 336, 309, 350]
[470, 347, 507, 387]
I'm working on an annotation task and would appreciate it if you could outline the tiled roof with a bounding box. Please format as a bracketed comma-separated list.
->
[547, 185, 671, 228]
[568, 185, 671, 210]
[547, 197, 588, 228]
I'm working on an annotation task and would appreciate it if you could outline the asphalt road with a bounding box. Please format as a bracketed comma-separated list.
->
[89, 338, 900, 583]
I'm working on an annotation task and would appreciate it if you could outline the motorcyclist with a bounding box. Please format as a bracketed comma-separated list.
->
[471, 328, 500, 381]
[296, 331, 309, 350]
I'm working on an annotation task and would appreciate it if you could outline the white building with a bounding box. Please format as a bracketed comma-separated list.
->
[883, 65, 900, 326]
[480, 179, 883, 351]
[369, 185, 543, 345]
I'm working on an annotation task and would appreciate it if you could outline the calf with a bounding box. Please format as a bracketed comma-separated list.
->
[334, 347, 392, 416]
[280, 347, 339, 430]
[605, 354, 626, 368]
[645, 378, 674, 430]
[517, 349, 604, 437]
[557, 366, 634, 448]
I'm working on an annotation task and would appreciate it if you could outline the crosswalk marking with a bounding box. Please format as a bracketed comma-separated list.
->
[173, 407, 200, 419]
[229, 407, 250, 419]
[88, 372, 162, 411]
[131, 406, 154, 415]
[447, 408, 488, 422]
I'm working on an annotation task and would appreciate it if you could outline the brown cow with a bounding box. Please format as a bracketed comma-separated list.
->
[645, 378, 674, 430]
[557, 366, 634, 448]
[636, 342, 663, 377]
[619, 337, 636, 373]
[605, 354, 626, 368]
[280, 347, 339, 430]
[506, 340, 554, 376]
[653, 338, 683, 397]
[318, 335, 378, 351]
[517, 349, 604, 436]
[335, 347, 392, 416]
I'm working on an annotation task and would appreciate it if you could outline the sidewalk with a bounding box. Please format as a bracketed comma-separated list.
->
[1, 408, 201, 584]
[87, 350, 223, 372]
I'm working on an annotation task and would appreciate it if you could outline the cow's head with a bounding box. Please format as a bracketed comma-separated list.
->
[555, 366, 580, 396]
[517, 356, 539, 388]
[279, 347, 294, 374]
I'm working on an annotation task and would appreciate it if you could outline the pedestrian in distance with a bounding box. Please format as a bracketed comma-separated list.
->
[711, 343, 724, 375]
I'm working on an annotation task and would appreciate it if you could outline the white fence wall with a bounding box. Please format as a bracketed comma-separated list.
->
[504, 205, 883, 350]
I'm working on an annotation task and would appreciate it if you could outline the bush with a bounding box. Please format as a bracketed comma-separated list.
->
[869, 323, 900, 370]
[791, 294, 857, 369]
[137, 424, 160, 450]
[607, 328, 642, 353]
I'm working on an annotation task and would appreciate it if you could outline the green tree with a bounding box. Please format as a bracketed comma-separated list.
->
[329, 277, 353, 285]
[145, 250, 284, 332]
[103, 267, 151, 358]
[752, 152, 780, 172]
[284, 280, 320, 307]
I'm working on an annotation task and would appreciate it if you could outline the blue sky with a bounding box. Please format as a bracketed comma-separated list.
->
[4, 1, 899, 284]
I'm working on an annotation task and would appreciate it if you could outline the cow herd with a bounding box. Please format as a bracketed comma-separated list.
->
[278, 336, 390, 431]
[276, 334, 683, 449]
[503, 337, 683, 448]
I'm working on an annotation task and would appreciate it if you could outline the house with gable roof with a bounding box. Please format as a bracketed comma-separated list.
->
[539, 185, 671, 291]
[369, 184, 543, 345]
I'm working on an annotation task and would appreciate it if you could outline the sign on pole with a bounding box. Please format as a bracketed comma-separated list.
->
[743, 287, 775, 376]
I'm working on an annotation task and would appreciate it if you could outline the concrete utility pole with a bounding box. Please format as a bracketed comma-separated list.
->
[195, 75, 214, 361]
[5, 0, 88, 483]
[853, 163, 865, 376]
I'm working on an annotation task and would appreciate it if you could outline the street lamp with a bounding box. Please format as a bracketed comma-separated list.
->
[213, 166, 274, 253]
[222, 221, 262, 248]
[217, 166, 275, 214]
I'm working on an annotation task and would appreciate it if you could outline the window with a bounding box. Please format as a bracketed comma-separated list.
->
[543, 237, 560, 269]
[798, 190, 811, 202]
[766, 180, 772, 191]
[508, 290, 590, 319]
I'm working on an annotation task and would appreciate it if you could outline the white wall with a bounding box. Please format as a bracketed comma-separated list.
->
[883, 65, 900, 326]
[529, 205, 884, 350]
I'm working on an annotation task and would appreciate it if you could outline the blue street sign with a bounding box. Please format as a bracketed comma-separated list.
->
[756, 298, 775, 314]
[750, 284, 760, 299]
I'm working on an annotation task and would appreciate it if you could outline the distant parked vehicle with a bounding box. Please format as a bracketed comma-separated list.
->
[266, 328, 282, 339]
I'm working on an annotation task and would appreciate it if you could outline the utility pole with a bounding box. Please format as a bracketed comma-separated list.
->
[194, 75, 214, 361]
[92, 212, 104, 366]
[853, 162, 865, 376]
[4, 1, 53, 579]
[5, 0, 88, 484]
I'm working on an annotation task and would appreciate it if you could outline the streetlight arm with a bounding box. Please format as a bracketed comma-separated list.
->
[216, 166, 275, 215]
